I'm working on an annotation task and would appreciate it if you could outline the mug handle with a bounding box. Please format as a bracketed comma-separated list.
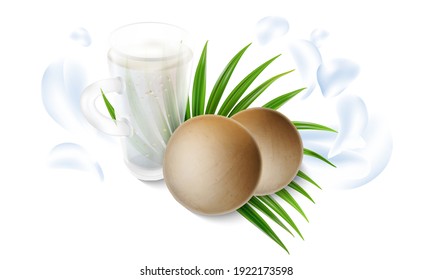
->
[81, 77, 132, 136]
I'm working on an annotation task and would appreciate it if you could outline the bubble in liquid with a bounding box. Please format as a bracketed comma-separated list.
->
[41, 59, 89, 131]
[310, 28, 329, 48]
[256, 16, 289, 45]
[329, 95, 368, 158]
[289, 40, 322, 99]
[47, 143, 104, 181]
[70, 27, 92, 47]
[317, 58, 360, 98]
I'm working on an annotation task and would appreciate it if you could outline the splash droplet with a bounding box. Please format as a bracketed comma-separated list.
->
[47, 143, 104, 181]
[329, 95, 368, 158]
[70, 27, 92, 47]
[41, 60, 88, 130]
[289, 40, 322, 98]
[310, 28, 329, 48]
[256, 16, 289, 45]
[317, 58, 360, 98]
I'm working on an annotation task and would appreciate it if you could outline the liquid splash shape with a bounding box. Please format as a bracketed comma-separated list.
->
[299, 130, 337, 146]
[329, 95, 368, 158]
[310, 28, 329, 48]
[289, 40, 322, 98]
[300, 111, 392, 189]
[47, 143, 104, 181]
[41, 59, 88, 131]
[317, 58, 360, 98]
[302, 146, 370, 181]
[342, 114, 392, 188]
[256, 16, 289, 45]
[70, 27, 92, 47]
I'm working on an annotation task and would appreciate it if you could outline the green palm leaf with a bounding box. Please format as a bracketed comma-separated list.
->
[262, 87, 306, 110]
[304, 148, 336, 168]
[293, 121, 337, 132]
[206, 43, 251, 114]
[218, 54, 281, 116]
[184, 97, 191, 121]
[100, 88, 116, 121]
[192, 41, 208, 117]
[238, 203, 289, 253]
[228, 70, 294, 117]
[275, 189, 309, 222]
[249, 196, 294, 237]
[288, 181, 315, 204]
[297, 170, 321, 189]
[257, 195, 304, 239]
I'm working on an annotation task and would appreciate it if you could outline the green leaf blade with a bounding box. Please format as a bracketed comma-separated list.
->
[249, 196, 294, 237]
[192, 41, 208, 117]
[262, 87, 306, 110]
[293, 121, 337, 133]
[297, 170, 321, 189]
[184, 97, 191, 121]
[258, 195, 304, 240]
[288, 181, 315, 204]
[100, 88, 116, 121]
[217, 54, 281, 116]
[228, 70, 293, 117]
[205, 43, 251, 114]
[275, 189, 309, 222]
[237, 204, 289, 254]
[304, 148, 336, 168]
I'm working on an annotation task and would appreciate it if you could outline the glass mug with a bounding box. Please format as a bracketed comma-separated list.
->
[81, 22, 193, 180]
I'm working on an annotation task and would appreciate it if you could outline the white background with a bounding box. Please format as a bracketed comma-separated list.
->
[1, 0, 432, 279]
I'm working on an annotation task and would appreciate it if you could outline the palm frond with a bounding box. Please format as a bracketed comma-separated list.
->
[238, 203, 289, 253]
[288, 181, 315, 204]
[293, 121, 337, 132]
[228, 70, 294, 117]
[206, 43, 251, 114]
[184, 97, 191, 121]
[192, 41, 208, 117]
[304, 148, 336, 168]
[262, 87, 306, 110]
[249, 196, 294, 237]
[218, 54, 281, 116]
[297, 170, 321, 189]
[275, 189, 309, 222]
[257, 195, 304, 239]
